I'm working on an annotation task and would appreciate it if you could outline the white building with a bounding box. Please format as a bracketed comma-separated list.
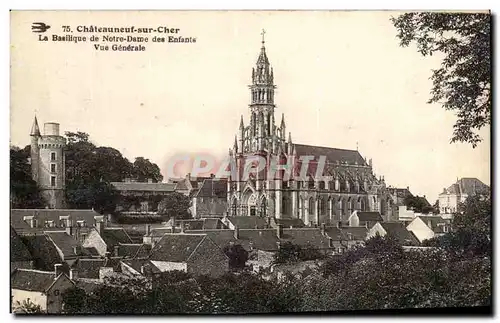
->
[438, 178, 490, 215]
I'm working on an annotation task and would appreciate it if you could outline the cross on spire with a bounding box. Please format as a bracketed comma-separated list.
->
[261, 29, 266, 45]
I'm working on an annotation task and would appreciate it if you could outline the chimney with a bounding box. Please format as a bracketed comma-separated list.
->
[328, 238, 334, 248]
[171, 217, 176, 232]
[337, 221, 342, 229]
[180, 221, 185, 233]
[72, 246, 78, 255]
[95, 220, 103, 236]
[69, 268, 78, 280]
[105, 251, 111, 259]
[187, 173, 191, 181]
[66, 226, 73, 236]
[320, 223, 326, 236]
[277, 224, 283, 239]
[114, 245, 120, 257]
[145, 224, 151, 236]
[234, 225, 240, 239]
[54, 264, 63, 277]
[29, 218, 35, 228]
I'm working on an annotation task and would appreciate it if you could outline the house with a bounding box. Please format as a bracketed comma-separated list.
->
[221, 216, 269, 230]
[190, 228, 281, 271]
[11, 227, 34, 273]
[324, 225, 368, 253]
[438, 178, 490, 215]
[10, 209, 104, 241]
[173, 173, 213, 197]
[387, 186, 414, 221]
[406, 216, 451, 243]
[110, 179, 176, 214]
[120, 259, 162, 278]
[148, 234, 229, 277]
[191, 178, 228, 218]
[279, 226, 335, 255]
[11, 266, 75, 313]
[70, 256, 122, 280]
[21, 231, 93, 271]
[82, 226, 134, 257]
[348, 211, 383, 228]
[367, 222, 420, 246]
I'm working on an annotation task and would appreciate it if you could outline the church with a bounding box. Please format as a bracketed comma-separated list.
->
[227, 32, 393, 225]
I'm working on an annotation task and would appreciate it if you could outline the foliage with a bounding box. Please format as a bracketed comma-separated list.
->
[273, 241, 324, 264]
[223, 244, 249, 269]
[12, 299, 44, 314]
[132, 157, 163, 183]
[157, 192, 191, 219]
[10, 146, 46, 208]
[64, 131, 163, 213]
[391, 12, 491, 147]
[423, 195, 491, 257]
[403, 195, 432, 214]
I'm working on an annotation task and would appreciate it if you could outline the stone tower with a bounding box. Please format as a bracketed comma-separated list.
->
[30, 117, 66, 209]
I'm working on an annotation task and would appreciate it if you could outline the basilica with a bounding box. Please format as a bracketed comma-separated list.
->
[227, 33, 393, 225]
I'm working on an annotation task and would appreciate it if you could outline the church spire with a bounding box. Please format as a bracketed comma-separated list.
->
[30, 115, 40, 136]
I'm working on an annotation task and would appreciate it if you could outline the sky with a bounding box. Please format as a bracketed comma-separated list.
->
[10, 10, 490, 203]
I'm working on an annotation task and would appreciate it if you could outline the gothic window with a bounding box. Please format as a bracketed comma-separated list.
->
[282, 196, 288, 215]
[319, 181, 325, 190]
[231, 201, 237, 216]
[319, 198, 326, 215]
[260, 198, 267, 217]
[308, 197, 315, 215]
[299, 197, 305, 220]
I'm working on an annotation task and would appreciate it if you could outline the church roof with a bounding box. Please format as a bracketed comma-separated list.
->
[293, 143, 367, 165]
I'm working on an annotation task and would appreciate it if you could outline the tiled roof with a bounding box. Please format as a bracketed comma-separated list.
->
[293, 144, 367, 165]
[270, 218, 305, 228]
[341, 227, 369, 241]
[281, 228, 332, 249]
[10, 209, 100, 232]
[122, 259, 162, 275]
[102, 228, 133, 249]
[149, 234, 206, 262]
[324, 226, 368, 241]
[381, 222, 420, 245]
[74, 278, 103, 294]
[226, 216, 268, 229]
[110, 182, 176, 192]
[416, 216, 447, 233]
[21, 235, 63, 271]
[11, 269, 61, 292]
[10, 227, 33, 262]
[192, 229, 280, 252]
[72, 259, 106, 279]
[45, 231, 90, 258]
[445, 178, 490, 195]
[354, 211, 383, 222]
[193, 179, 228, 198]
[117, 243, 151, 258]
[202, 218, 226, 230]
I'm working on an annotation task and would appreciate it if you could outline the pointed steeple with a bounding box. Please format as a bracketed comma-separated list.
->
[30, 116, 40, 136]
[239, 115, 244, 129]
[257, 29, 269, 66]
[233, 135, 238, 151]
[280, 113, 285, 128]
[288, 132, 292, 144]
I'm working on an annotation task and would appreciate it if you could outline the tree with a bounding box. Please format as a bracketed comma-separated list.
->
[10, 146, 46, 208]
[12, 299, 43, 314]
[157, 192, 191, 219]
[223, 244, 249, 269]
[403, 195, 432, 214]
[132, 157, 163, 183]
[391, 12, 491, 147]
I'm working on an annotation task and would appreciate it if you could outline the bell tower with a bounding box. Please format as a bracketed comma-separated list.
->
[247, 29, 278, 152]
